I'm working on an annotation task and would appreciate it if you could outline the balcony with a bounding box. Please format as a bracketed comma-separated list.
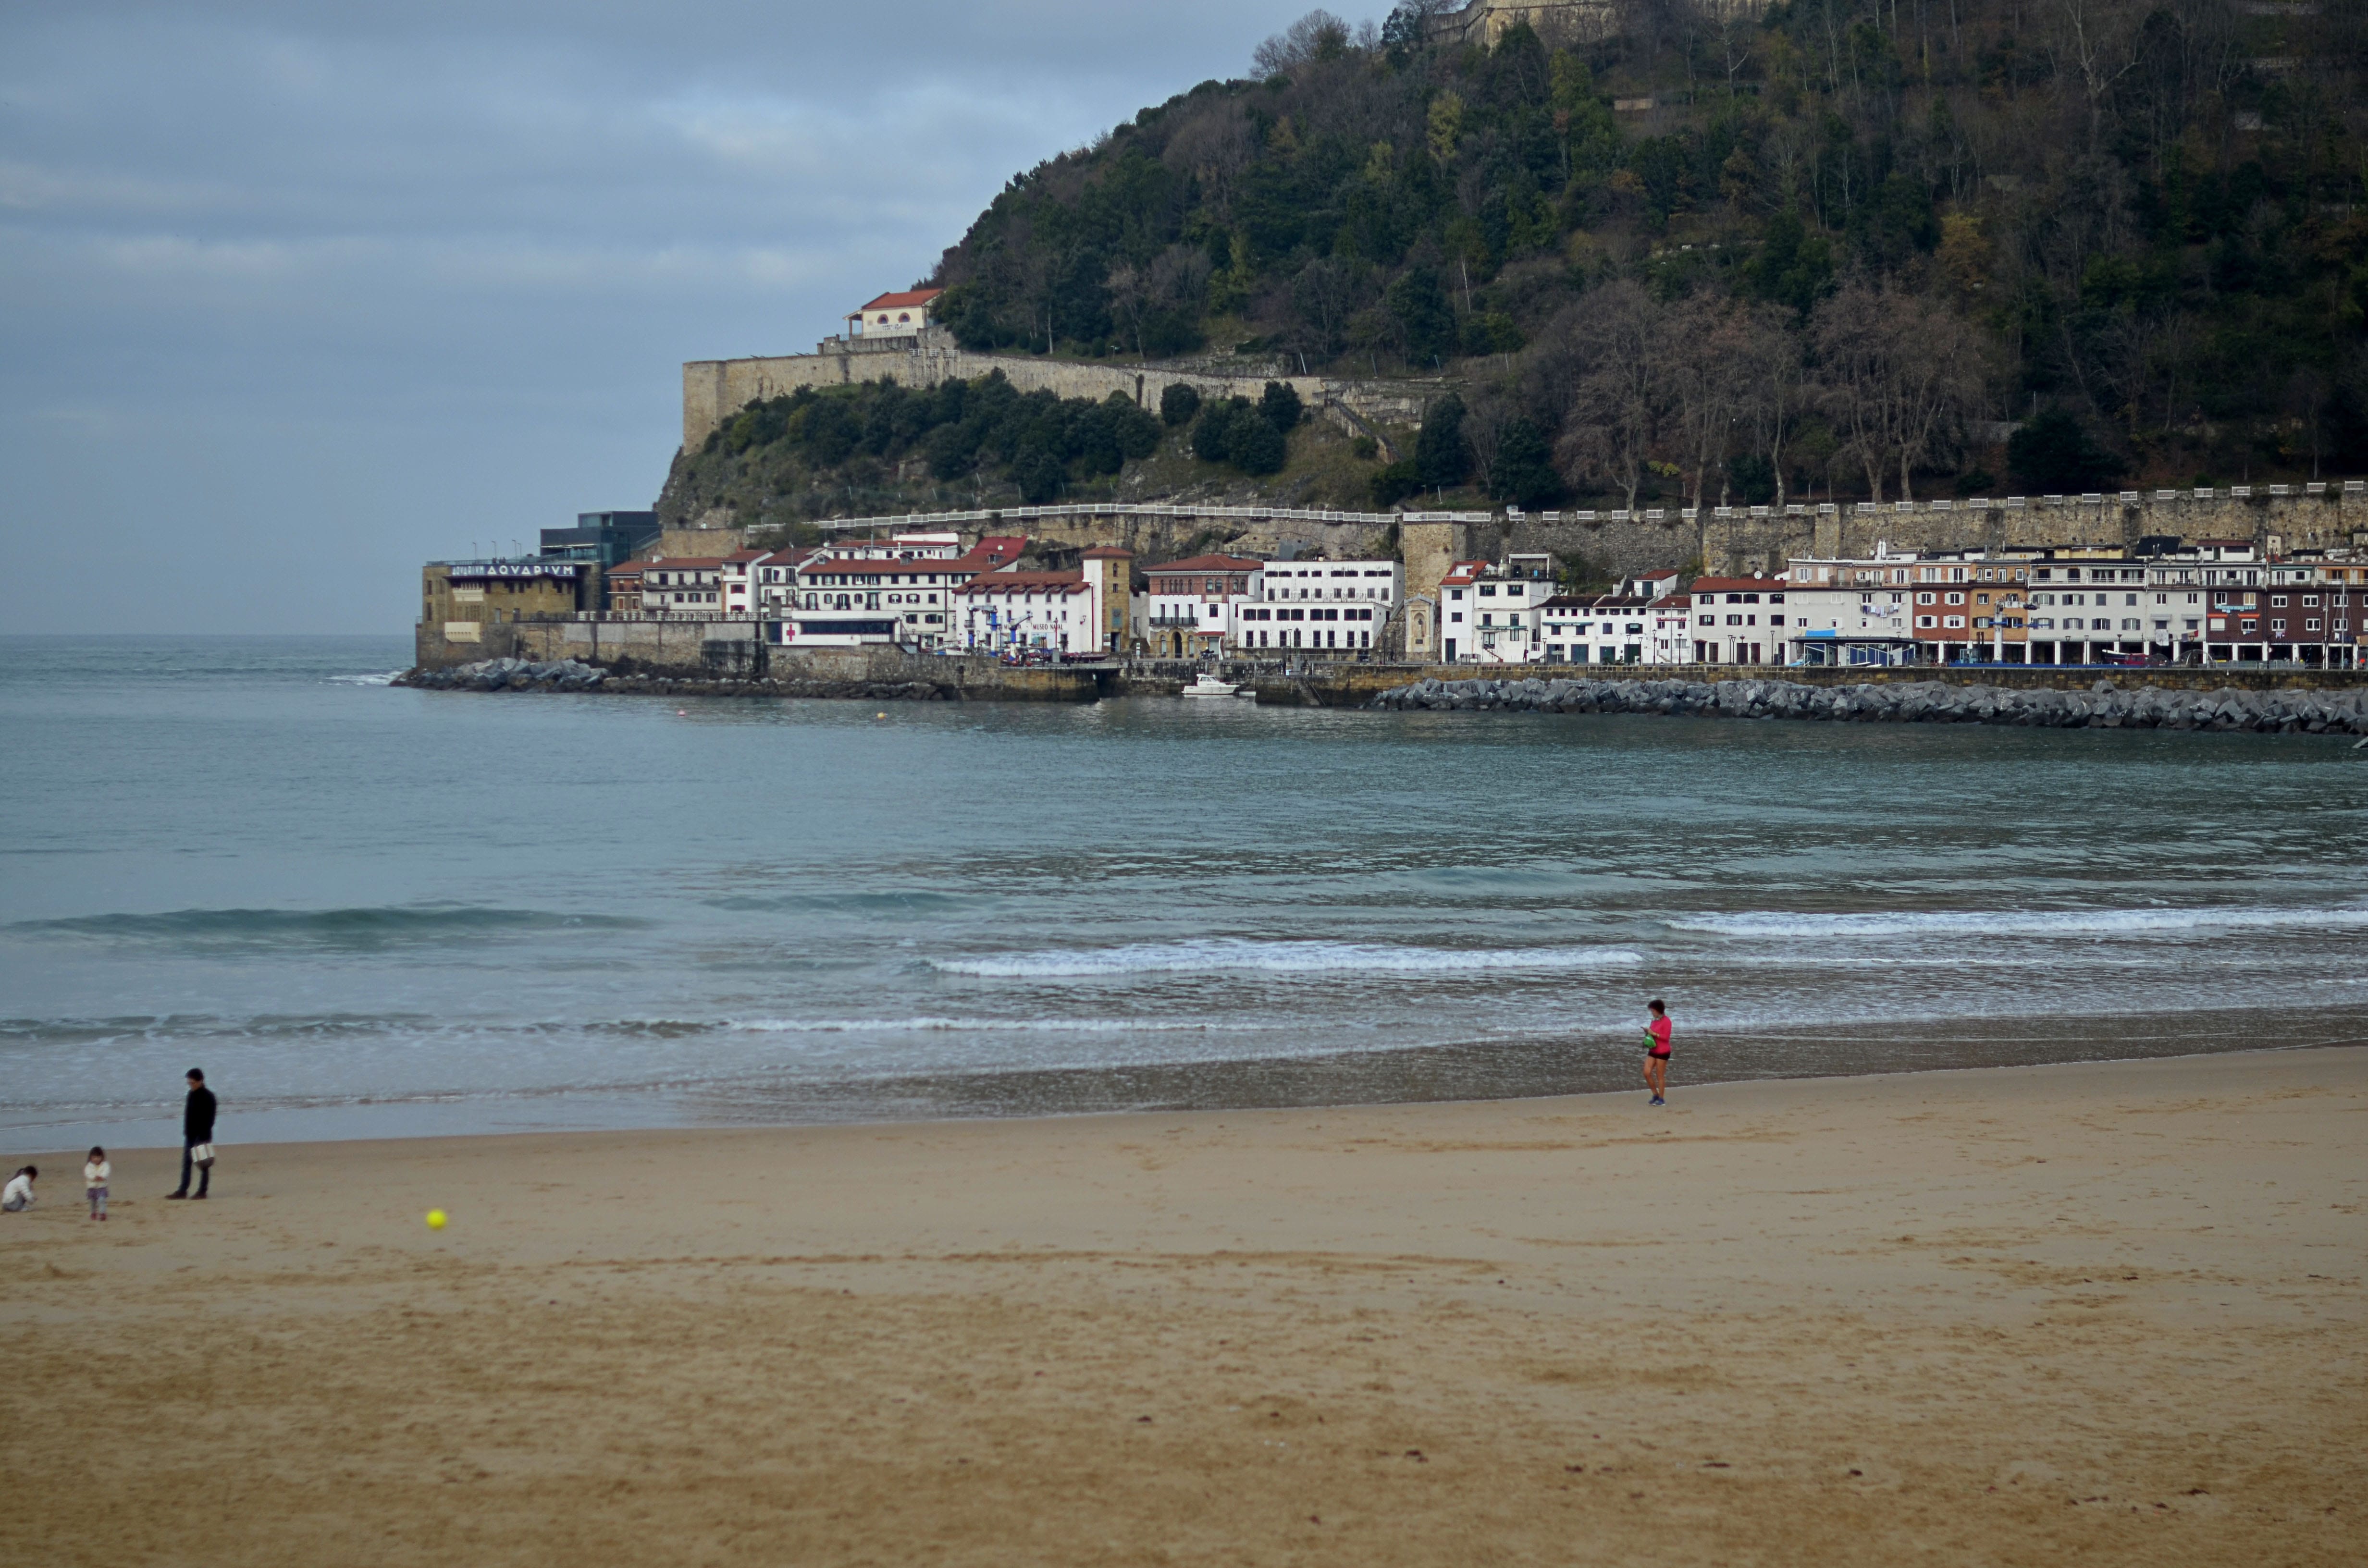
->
[1148, 612, 1206, 628]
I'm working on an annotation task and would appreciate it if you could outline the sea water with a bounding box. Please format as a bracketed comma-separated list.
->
[3, 634, 2365, 1150]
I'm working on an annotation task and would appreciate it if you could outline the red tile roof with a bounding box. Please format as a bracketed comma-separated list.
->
[1146, 554, 1265, 575]
[857, 289, 943, 312]
[796, 557, 979, 578]
[956, 572, 1086, 596]
[1080, 546, 1135, 559]
[958, 535, 1029, 569]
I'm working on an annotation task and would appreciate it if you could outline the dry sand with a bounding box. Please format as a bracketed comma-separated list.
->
[5, 1047, 2364, 1566]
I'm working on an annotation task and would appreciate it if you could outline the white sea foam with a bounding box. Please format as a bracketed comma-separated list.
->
[1670, 906, 2368, 939]
[930, 939, 1645, 979]
[724, 1016, 1278, 1034]
[327, 671, 404, 686]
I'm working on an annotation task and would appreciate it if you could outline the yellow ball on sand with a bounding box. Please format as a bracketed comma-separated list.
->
[875, 711, 886, 720]
[425, 1209, 447, 1231]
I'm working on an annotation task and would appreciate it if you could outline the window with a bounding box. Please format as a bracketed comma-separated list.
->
[2271, 595, 2288, 607]
[1917, 592, 1935, 605]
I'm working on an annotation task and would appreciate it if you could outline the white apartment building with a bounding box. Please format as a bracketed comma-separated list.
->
[776, 536, 1028, 649]
[1143, 554, 1264, 658]
[1233, 557, 1402, 654]
[1437, 554, 1558, 663]
[642, 558, 723, 612]
[1688, 577, 1789, 664]
[955, 572, 1103, 655]
[1785, 554, 1915, 664]
[1542, 595, 1653, 665]
[718, 549, 775, 617]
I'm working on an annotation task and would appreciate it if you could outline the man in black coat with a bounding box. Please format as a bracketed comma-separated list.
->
[166, 1068, 217, 1200]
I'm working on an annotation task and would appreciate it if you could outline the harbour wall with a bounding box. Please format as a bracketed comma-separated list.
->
[413, 620, 2368, 708]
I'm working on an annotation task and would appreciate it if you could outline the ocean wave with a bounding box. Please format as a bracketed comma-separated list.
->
[930, 938, 1645, 979]
[1669, 905, 2368, 939]
[723, 1016, 1281, 1034]
[326, 670, 405, 686]
[9, 904, 650, 952]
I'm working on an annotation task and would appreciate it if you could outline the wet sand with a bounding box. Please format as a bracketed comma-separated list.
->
[5, 1047, 2364, 1566]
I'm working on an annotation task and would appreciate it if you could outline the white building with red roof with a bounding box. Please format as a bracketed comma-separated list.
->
[847, 288, 943, 341]
[1142, 554, 1265, 658]
[955, 548, 1140, 657]
[775, 535, 1029, 649]
[1688, 576, 1790, 664]
[642, 558, 726, 613]
[1436, 554, 1557, 663]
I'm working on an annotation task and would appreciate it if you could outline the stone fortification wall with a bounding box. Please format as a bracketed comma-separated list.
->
[682, 331, 1437, 452]
[1397, 485, 2364, 598]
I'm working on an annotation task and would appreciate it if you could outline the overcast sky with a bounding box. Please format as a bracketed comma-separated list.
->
[0, 1, 1359, 636]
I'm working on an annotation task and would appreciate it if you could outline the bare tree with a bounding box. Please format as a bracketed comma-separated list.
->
[1461, 390, 1518, 500]
[1254, 10, 1353, 76]
[1812, 285, 1896, 503]
[1543, 282, 1674, 514]
[1813, 284, 1985, 503]
[1105, 263, 1150, 361]
[1738, 304, 1808, 510]
[1664, 294, 1750, 515]
[2051, 0, 2146, 152]
[1883, 294, 1985, 500]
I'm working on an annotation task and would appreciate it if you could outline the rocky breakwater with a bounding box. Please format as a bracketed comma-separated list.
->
[397, 657, 956, 701]
[1370, 675, 2368, 735]
[400, 657, 609, 692]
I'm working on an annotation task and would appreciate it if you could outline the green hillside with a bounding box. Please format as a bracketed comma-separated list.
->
[665, 0, 2367, 526]
[928, 0, 2367, 502]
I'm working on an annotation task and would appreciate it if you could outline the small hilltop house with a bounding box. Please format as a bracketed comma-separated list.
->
[847, 289, 943, 341]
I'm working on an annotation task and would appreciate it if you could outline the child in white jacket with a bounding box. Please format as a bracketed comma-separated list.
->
[86, 1148, 110, 1221]
[1, 1165, 35, 1212]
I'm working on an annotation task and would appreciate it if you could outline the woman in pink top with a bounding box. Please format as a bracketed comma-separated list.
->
[1642, 999, 1672, 1106]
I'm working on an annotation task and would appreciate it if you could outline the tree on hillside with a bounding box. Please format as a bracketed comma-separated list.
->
[1415, 392, 1471, 489]
[1546, 282, 1671, 514]
[1812, 284, 1984, 504]
[1665, 294, 1751, 515]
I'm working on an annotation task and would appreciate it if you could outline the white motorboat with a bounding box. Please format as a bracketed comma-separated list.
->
[1181, 671, 1252, 699]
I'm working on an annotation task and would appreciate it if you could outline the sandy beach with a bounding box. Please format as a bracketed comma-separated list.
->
[5, 1047, 2363, 1566]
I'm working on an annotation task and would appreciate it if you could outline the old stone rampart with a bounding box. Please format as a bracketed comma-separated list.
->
[683, 330, 1439, 452]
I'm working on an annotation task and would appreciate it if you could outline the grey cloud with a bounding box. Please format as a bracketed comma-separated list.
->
[0, 2, 1357, 634]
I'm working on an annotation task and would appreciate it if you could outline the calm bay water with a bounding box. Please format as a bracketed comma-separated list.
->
[4, 634, 2366, 1152]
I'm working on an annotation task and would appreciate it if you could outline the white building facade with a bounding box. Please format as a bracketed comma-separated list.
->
[1437, 554, 1558, 663]
[1688, 576, 1790, 664]
[1233, 558, 1403, 653]
[955, 572, 1101, 654]
[1143, 555, 1264, 658]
